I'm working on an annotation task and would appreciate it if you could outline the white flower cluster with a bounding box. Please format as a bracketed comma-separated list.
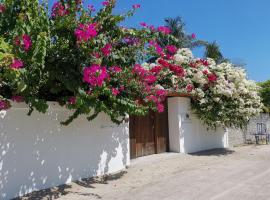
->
[145, 47, 263, 128]
[174, 48, 193, 64]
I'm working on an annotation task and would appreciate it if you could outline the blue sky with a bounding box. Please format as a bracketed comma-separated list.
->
[49, 0, 270, 82]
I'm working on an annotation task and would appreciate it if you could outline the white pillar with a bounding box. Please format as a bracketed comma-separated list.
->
[168, 97, 191, 153]
[223, 128, 229, 148]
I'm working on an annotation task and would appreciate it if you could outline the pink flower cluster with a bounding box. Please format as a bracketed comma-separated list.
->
[68, 96, 76, 105]
[102, 1, 110, 6]
[132, 64, 167, 113]
[149, 40, 164, 55]
[75, 23, 97, 43]
[207, 73, 217, 83]
[158, 59, 186, 77]
[169, 64, 185, 77]
[88, 4, 96, 12]
[133, 64, 147, 77]
[15, 34, 32, 51]
[101, 43, 112, 57]
[10, 59, 24, 69]
[186, 84, 194, 93]
[51, 2, 69, 18]
[166, 45, 177, 54]
[11, 95, 24, 103]
[157, 26, 171, 35]
[0, 100, 10, 110]
[83, 65, 108, 87]
[109, 66, 122, 73]
[123, 37, 141, 46]
[139, 22, 156, 32]
[0, 4, 5, 13]
[111, 85, 124, 96]
[132, 4, 141, 9]
[145, 89, 167, 112]
[111, 88, 120, 96]
[150, 65, 163, 74]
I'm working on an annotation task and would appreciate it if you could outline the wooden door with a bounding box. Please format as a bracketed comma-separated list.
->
[130, 101, 169, 159]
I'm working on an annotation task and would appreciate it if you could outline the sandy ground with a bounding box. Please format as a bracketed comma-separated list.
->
[16, 145, 270, 200]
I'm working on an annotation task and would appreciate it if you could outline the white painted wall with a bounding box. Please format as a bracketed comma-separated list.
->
[0, 102, 130, 200]
[168, 97, 229, 154]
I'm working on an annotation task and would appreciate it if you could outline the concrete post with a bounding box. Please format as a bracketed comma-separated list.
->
[168, 97, 191, 153]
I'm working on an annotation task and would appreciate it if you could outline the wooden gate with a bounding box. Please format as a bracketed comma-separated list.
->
[129, 101, 169, 159]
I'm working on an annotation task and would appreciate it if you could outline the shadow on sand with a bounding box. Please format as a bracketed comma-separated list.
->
[12, 171, 126, 200]
[190, 148, 235, 156]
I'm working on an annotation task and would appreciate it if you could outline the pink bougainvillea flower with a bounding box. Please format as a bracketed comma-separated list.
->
[189, 62, 197, 68]
[169, 64, 185, 77]
[207, 73, 217, 82]
[186, 84, 194, 92]
[111, 88, 120, 96]
[203, 69, 209, 75]
[83, 65, 108, 87]
[150, 65, 163, 74]
[155, 44, 163, 55]
[144, 75, 157, 85]
[93, 52, 100, 58]
[157, 103, 164, 113]
[0, 4, 6, 13]
[145, 95, 158, 104]
[199, 59, 209, 66]
[14, 36, 21, 46]
[88, 4, 96, 12]
[0, 100, 10, 110]
[68, 96, 76, 105]
[166, 45, 177, 54]
[22, 34, 32, 51]
[102, 1, 110, 6]
[148, 40, 156, 46]
[51, 2, 69, 18]
[157, 26, 171, 34]
[14, 34, 32, 51]
[156, 89, 167, 97]
[119, 85, 125, 91]
[148, 25, 155, 32]
[133, 64, 147, 77]
[10, 59, 24, 69]
[158, 59, 170, 68]
[109, 66, 122, 73]
[149, 40, 163, 55]
[75, 23, 97, 42]
[191, 33, 196, 39]
[165, 54, 173, 60]
[11, 95, 24, 103]
[132, 4, 141, 9]
[123, 37, 141, 46]
[140, 22, 147, 27]
[101, 43, 112, 57]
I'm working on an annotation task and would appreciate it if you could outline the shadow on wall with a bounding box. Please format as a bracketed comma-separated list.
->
[0, 103, 129, 200]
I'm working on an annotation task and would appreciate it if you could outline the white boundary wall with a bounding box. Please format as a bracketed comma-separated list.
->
[168, 97, 229, 153]
[0, 102, 130, 200]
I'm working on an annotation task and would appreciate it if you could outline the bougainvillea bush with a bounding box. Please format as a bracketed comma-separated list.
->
[0, 0, 171, 124]
[143, 48, 263, 128]
[0, 0, 262, 128]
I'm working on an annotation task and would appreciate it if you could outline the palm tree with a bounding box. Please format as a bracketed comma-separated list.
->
[162, 17, 206, 49]
[204, 41, 228, 63]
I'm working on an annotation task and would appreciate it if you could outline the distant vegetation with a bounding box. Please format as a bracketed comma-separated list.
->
[258, 80, 270, 113]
